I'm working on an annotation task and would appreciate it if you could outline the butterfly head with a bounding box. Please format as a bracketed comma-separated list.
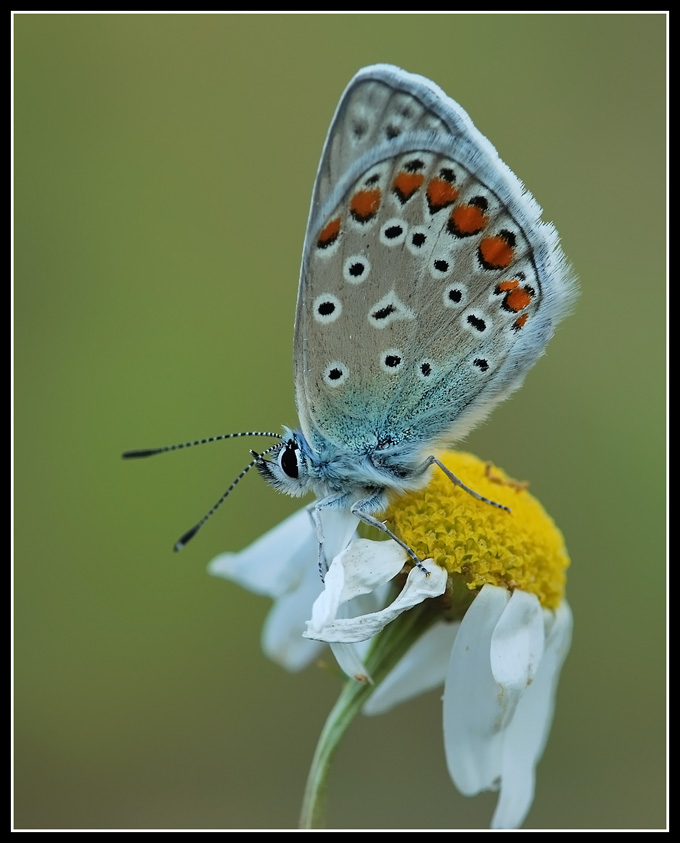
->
[255, 427, 317, 498]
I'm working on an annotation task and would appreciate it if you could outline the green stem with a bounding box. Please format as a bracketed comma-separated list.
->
[298, 601, 439, 829]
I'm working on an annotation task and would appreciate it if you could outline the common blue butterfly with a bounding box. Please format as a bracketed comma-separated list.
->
[124, 65, 575, 572]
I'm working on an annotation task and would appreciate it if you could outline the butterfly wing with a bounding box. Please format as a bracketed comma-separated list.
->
[293, 65, 575, 458]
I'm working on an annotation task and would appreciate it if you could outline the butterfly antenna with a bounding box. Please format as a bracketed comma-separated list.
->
[122, 431, 283, 460]
[173, 444, 280, 552]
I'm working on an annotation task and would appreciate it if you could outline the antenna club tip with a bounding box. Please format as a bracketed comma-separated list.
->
[174, 524, 200, 551]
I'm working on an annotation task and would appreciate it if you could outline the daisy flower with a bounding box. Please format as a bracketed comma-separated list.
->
[209, 451, 571, 829]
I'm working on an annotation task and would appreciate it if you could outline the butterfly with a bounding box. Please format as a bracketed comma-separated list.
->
[124, 65, 575, 573]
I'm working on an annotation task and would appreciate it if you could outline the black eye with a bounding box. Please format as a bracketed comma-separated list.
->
[280, 443, 299, 479]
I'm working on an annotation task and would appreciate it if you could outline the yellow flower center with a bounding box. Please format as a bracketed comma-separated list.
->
[383, 451, 569, 611]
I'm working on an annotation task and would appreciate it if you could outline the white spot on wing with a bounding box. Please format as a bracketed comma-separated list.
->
[380, 349, 404, 373]
[323, 361, 349, 388]
[462, 308, 492, 334]
[430, 255, 453, 279]
[406, 225, 430, 255]
[443, 283, 468, 309]
[417, 359, 436, 380]
[368, 291, 416, 329]
[313, 293, 342, 324]
[343, 254, 371, 284]
[379, 218, 408, 246]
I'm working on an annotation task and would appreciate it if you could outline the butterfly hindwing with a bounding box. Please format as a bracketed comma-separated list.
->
[294, 65, 574, 457]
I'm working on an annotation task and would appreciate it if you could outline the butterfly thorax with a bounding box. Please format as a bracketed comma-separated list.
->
[257, 426, 430, 504]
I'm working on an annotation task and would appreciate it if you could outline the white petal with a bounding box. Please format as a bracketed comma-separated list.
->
[443, 584, 511, 795]
[317, 507, 360, 563]
[489, 589, 545, 720]
[330, 642, 372, 684]
[208, 507, 315, 597]
[306, 545, 347, 634]
[209, 507, 358, 673]
[363, 621, 459, 715]
[490, 601, 572, 830]
[332, 539, 408, 603]
[304, 539, 407, 640]
[261, 558, 327, 672]
[305, 547, 447, 644]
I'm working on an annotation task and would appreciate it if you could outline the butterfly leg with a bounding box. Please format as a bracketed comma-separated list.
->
[350, 493, 431, 576]
[418, 456, 511, 513]
[308, 493, 353, 579]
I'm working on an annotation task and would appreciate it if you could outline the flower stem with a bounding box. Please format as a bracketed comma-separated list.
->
[299, 600, 439, 829]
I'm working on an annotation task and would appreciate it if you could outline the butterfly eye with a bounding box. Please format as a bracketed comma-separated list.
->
[279, 442, 300, 479]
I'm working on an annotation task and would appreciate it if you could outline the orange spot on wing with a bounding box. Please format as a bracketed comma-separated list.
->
[479, 234, 515, 269]
[497, 279, 519, 292]
[449, 204, 489, 236]
[513, 313, 529, 330]
[350, 188, 381, 222]
[505, 287, 533, 312]
[427, 178, 459, 212]
[317, 217, 341, 249]
[393, 172, 425, 202]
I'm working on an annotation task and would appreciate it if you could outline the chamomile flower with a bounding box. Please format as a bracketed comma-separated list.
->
[210, 451, 571, 829]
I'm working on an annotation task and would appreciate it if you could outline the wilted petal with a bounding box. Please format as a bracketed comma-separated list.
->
[325, 584, 397, 682]
[305, 542, 447, 644]
[304, 540, 407, 640]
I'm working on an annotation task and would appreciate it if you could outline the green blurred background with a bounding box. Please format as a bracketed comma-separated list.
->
[14, 13, 666, 830]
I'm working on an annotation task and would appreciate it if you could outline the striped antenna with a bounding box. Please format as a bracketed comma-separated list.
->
[122, 431, 283, 460]
[172, 444, 281, 551]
